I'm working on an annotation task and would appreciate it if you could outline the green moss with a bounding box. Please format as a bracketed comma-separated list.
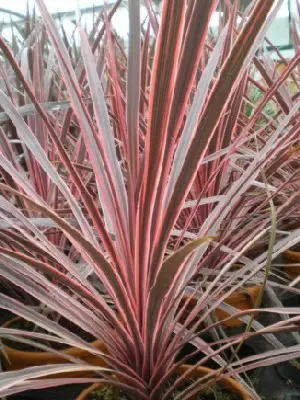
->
[87, 386, 128, 400]
[204, 384, 240, 399]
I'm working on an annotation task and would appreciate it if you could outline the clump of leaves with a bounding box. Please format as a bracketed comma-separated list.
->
[1, 0, 300, 400]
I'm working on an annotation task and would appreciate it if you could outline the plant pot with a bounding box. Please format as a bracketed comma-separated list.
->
[76, 365, 253, 400]
[215, 285, 261, 327]
[1, 317, 107, 378]
[183, 286, 261, 328]
[244, 243, 267, 258]
[283, 248, 300, 277]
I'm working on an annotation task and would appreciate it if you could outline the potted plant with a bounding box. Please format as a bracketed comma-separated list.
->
[1, 0, 300, 399]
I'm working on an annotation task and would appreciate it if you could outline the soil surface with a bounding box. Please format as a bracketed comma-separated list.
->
[86, 385, 240, 400]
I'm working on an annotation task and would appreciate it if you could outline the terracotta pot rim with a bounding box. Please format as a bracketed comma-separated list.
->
[3, 321, 253, 400]
[283, 249, 300, 262]
[183, 285, 261, 302]
[222, 285, 261, 300]
[183, 285, 261, 327]
[1, 316, 106, 362]
[283, 249, 300, 277]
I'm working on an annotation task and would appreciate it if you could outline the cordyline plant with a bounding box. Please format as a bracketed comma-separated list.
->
[1, 0, 300, 399]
